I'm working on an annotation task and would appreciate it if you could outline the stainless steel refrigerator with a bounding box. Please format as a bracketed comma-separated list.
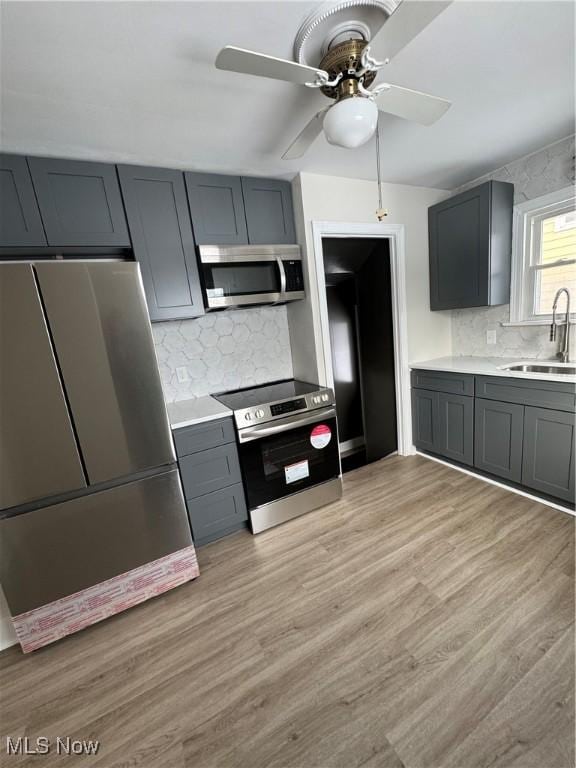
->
[0, 261, 196, 651]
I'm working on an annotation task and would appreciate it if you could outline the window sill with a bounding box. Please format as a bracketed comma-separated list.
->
[501, 319, 576, 327]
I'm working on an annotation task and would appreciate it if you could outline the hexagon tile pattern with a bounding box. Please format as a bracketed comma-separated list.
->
[452, 135, 575, 359]
[153, 306, 294, 402]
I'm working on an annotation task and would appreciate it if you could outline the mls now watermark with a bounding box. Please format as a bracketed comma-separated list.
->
[5, 736, 100, 756]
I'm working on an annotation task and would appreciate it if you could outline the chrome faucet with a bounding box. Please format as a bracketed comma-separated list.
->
[550, 288, 572, 363]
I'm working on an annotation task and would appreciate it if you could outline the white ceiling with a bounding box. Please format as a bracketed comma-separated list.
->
[1, 1, 574, 189]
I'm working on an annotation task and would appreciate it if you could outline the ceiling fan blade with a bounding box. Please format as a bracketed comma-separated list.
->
[282, 110, 328, 160]
[376, 84, 451, 125]
[370, 1, 453, 62]
[216, 46, 328, 86]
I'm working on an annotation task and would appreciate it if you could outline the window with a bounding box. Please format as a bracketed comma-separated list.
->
[510, 187, 576, 323]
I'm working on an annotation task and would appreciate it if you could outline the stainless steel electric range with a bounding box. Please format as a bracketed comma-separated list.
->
[213, 380, 342, 533]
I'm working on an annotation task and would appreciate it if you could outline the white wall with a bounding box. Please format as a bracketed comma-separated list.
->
[288, 172, 452, 383]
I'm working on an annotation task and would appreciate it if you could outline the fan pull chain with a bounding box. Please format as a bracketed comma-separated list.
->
[375, 117, 388, 221]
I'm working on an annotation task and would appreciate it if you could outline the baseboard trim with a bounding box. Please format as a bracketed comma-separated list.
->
[416, 451, 575, 517]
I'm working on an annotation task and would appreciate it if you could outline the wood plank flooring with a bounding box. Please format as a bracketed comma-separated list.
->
[0, 455, 574, 768]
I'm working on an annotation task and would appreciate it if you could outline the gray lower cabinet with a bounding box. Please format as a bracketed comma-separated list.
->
[185, 173, 248, 245]
[27, 157, 130, 247]
[118, 165, 204, 322]
[241, 177, 295, 244]
[173, 418, 236, 456]
[411, 388, 438, 452]
[173, 417, 248, 545]
[412, 368, 575, 505]
[411, 372, 473, 465]
[0, 154, 47, 247]
[522, 407, 575, 503]
[185, 485, 247, 546]
[474, 398, 524, 482]
[437, 392, 473, 466]
[179, 443, 241, 499]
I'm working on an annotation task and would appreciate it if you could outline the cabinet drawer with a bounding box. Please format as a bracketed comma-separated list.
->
[173, 418, 235, 457]
[186, 483, 248, 546]
[475, 376, 575, 412]
[411, 370, 474, 396]
[179, 443, 241, 499]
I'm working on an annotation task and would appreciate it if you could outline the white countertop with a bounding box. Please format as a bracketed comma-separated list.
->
[167, 395, 232, 430]
[409, 356, 576, 383]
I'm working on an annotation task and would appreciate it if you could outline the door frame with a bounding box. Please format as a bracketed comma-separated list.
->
[310, 221, 412, 456]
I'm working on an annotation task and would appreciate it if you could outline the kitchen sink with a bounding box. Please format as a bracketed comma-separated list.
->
[502, 364, 576, 376]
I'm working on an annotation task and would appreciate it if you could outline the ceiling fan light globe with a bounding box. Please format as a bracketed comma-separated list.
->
[323, 97, 378, 149]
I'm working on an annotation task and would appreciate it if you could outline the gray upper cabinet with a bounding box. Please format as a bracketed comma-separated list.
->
[0, 154, 47, 247]
[428, 180, 513, 310]
[28, 157, 130, 247]
[522, 407, 574, 503]
[118, 165, 204, 322]
[241, 177, 295, 244]
[185, 173, 248, 245]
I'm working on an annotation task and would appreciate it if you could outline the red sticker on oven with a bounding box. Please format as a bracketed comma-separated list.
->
[310, 424, 332, 449]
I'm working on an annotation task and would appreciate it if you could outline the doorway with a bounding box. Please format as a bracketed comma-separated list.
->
[323, 237, 397, 471]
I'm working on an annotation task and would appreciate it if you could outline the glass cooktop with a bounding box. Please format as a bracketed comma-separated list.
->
[213, 379, 320, 411]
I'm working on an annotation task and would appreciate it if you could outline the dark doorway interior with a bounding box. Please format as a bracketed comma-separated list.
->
[323, 237, 397, 472]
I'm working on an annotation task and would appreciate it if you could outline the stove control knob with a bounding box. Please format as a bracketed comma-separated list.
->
[255, 409, 265, 418]
[244, 413, 252, 421]
[322, 393, 329, 402]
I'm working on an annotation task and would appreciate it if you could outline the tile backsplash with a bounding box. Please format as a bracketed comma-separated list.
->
[152, 306, 294, 402]
[452, 304, 575, 360]
[451, 134, 575, 359]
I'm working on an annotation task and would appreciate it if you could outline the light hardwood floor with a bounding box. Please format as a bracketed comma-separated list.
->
[0, 455, 574, 768]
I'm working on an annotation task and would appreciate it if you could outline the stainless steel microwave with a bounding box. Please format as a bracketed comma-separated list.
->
[198, 244, 305, 310]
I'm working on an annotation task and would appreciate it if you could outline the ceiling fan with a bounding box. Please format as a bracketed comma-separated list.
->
[216, 0, 453, 159]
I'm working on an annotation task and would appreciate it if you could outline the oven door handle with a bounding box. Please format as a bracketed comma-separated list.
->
[238, 407, 336, 444]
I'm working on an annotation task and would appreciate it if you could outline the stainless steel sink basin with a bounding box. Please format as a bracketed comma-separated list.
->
[505, 364, 576, 376]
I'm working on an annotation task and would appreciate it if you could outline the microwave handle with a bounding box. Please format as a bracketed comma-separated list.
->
[276, 258, 287, 294]
[238, 407, 336, 444]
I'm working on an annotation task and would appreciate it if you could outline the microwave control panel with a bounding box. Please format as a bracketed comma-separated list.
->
[283, 260, 304, 292]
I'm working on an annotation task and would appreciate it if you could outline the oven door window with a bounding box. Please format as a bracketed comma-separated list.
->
[239, 416, 340, 509]
[203, 261, 281, 298]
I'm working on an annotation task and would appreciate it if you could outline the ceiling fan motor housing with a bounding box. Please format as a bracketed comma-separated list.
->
[294, 0, 398, 98]
[319, 39, 377, 98]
